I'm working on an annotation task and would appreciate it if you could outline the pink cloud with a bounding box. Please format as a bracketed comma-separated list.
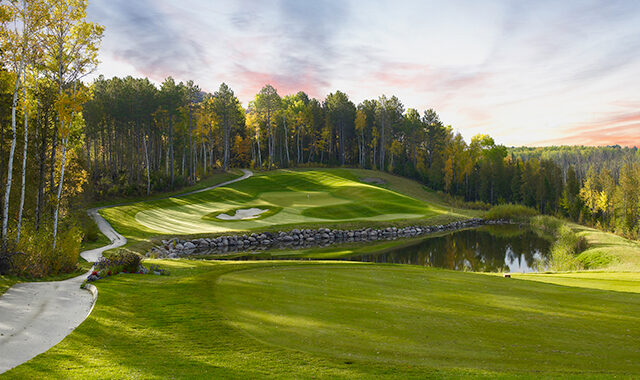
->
[234, 65, 329, 102]
[539, 112, 640, 146]
[371, 62, 491, 94]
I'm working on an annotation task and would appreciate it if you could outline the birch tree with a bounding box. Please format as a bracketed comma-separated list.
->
[212, 83, 242, 171]
[0, 0, 47, 245]
[44, 0, 103, 252]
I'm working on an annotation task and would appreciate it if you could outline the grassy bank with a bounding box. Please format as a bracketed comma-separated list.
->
[88, 170, 243, 209]
[572, 223, 640, 271]
[534, 216, 640, 272]
[483, 204, 640, 272]
[100, 169, 478, 251]
[5, 260, 639, 378]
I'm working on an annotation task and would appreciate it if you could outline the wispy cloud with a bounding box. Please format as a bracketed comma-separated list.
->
[88, 0, 207, 79]
[87, 0, 640, 147]
[543, 111, 640, 146]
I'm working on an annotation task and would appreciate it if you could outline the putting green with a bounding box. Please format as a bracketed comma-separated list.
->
[128, 170, 436, 234]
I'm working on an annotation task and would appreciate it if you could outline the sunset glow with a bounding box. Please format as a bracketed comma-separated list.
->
[88, 0, 640, 147]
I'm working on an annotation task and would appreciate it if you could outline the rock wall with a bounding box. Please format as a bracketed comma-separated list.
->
[147, 218, 504, 259]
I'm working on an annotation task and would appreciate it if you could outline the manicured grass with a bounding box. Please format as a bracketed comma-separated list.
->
[88, 170, 243, 208]
[6, 260, 639, 378]
[101, 169, 456, 246]
[513, 271, 640, 293]
[0, 276, 17, 297]
[571, 223, 640, 271]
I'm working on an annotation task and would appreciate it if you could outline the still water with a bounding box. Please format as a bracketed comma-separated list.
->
[346, 225, 550, 273]
[218, 224, 551, 273]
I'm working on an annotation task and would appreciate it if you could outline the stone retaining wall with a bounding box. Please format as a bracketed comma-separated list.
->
[147, 218, 506, 259]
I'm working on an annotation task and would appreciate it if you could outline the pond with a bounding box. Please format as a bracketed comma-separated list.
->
[345, 225, 550, 273]
[211, 224, 551, 273]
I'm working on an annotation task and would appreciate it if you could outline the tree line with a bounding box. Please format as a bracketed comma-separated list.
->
[83, 76, 640, 239]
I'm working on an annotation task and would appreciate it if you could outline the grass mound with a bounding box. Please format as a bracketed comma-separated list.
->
[101, 169, 443, 241]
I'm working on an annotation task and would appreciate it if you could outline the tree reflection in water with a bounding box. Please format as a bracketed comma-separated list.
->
[348, 225, 550, 273]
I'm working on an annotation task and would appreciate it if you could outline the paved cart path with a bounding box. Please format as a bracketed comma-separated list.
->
[0, 169, 253, 374]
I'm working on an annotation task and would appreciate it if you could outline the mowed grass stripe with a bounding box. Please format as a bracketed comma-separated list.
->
[216, 264, 640, 376]
[102, 169, 440, 238]
[7, 261, 640, 378]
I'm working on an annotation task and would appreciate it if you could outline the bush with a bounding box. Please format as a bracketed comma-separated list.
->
[7, 222, 83, 278]
[531, 215, 586, 271]
[77, 211, 100, 243]
[95, 249, 142, 274]
[485, 204, 538, 221]
[431, 190, 491, 210]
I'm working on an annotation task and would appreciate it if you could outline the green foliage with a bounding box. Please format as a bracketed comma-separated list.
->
[96, 249, 142, 274]
[7, 223, 82, 278]
[531, 216, 587, 271]
[485, 204, 538, 221]
[77, 210, 100, 243]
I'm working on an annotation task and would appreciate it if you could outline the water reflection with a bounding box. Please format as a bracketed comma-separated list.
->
[347, 225, 549, 273]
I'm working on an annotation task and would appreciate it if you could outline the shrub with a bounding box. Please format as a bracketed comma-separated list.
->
[431, 190, 492, 210]
[6, 222, 83, 278]
[531, 215, 586, 271]
[95, 249, 142, 274]
[485, 204, 538, 221]
[77, 211, 100, 244]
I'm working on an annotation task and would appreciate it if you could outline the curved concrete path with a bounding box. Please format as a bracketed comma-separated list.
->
[0, 169, 253, 373]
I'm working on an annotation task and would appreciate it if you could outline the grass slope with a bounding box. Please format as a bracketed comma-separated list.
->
[572, 223, 640, 271]
[6, 260, 639, 378]
[101, 169, 468, 247]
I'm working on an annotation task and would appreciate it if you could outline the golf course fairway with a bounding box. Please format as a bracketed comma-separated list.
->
[4, 260, 639, 378]
[100, 169, 460, 241]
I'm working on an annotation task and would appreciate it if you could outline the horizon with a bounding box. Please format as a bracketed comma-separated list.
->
[87, 0, 640, 148]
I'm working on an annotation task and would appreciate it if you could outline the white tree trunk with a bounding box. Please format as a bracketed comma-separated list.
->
[203, 142, 207, 176]
[143, 134, 151, 195]
[16, 72, 29, 243]
[223, 120, 229, 171]
[52, 135, 68, 253]
[283, 115, 290, 166]
[256, 131, 262, 168]
[2, 71, 22, 244]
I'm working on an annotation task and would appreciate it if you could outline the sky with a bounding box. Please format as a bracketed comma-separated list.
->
[86, 0, 640, 147]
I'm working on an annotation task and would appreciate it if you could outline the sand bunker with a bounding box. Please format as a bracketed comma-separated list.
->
[361, 177, 386, 185]
[216, 208, 268, 220]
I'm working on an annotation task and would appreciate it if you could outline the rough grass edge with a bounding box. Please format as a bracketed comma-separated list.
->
[531, 215, 588, 271]
[485, 204, 538, 222]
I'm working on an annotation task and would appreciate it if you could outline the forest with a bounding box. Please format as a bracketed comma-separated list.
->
[1, 0, 639, 278]
[82, 76, 640, 239]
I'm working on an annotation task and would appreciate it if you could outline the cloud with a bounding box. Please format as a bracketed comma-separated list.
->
[233, 63, 331, 101]
[539, 111, 640, 146]
[87, 0, 640, 146]
[88, 0, 207, 80]
[229, 0, 349, 99]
